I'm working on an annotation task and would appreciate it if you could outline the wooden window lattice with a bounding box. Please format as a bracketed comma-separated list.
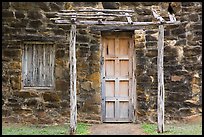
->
[22, 43, 55, 88]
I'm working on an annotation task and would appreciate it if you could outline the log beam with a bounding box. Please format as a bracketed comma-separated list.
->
[69, 24, 77, 135]
[60, 9, 134, 13]
[54, 19, 181, 26]
[157, 25, 165, 133]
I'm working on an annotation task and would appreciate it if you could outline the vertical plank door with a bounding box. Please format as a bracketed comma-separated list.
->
[102, 33, 134, 122]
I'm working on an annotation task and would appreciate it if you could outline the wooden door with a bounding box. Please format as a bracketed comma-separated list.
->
[101, 32, 134, 122]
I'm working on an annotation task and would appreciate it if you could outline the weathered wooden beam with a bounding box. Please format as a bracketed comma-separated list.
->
[60, 9, 134, 13]
[157, 25, 165, 133]
[54, 19, 181, 26]
[57, 13, 132, 17]
[125, 13, 132, 24]
[90, 25, 142, 31]
[152, 8, 165, 22]
[69, 24, 77, 135]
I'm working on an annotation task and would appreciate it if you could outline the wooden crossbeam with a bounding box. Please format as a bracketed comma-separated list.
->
[54, 19, 181, 26]
[60, 9, 134, 13]
[57, 13, 132, 17]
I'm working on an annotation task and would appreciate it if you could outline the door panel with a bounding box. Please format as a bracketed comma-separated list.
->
[105, 81, 115, 97]
[119, 81, 129, 97]
[105, 60, 115, 77]
[119, 102, 129, 118]
[119, 38, 129, 56]
[106, 38, 115, 56]
[106, 101, 115, 119]
[102, 33, 134, 122]
[119, 60, 129, 77]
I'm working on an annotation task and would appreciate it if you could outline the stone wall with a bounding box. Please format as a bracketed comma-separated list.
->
[2, 2, 202, 124]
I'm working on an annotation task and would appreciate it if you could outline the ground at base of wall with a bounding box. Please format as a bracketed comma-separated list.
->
[2, 114, 202, 135]
[88, 114, 202, 135]
[88, 123, 147, 135]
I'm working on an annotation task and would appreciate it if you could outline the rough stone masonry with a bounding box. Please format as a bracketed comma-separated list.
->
[2, 2, 202, 124]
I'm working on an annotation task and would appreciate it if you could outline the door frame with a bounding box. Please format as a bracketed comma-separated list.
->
[100, 31, 137, 123]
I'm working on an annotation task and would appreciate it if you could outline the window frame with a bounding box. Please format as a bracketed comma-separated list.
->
[21, 42, 55, 89]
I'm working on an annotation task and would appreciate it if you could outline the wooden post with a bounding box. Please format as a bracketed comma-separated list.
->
[157, 24, 165, 133]
[69, 24, 77, 135]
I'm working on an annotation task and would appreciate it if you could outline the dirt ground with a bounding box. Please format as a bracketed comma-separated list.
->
[88, 115, 202, 135]
[2, 114, 202, 135]
[88, 123, 147, 135]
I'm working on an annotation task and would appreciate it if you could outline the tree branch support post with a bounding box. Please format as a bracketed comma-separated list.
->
[157, 24, 165, 133]
[69, 23, 77, 135]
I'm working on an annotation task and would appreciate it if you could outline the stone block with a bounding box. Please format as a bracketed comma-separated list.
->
[146, 41, 157, 48]
[175, 39, 186, 46]
[42, 92, 61, 102]
[184, 99, 199, 106]
[55, 59, 67, 67]
[60, 100, 69, 108]
[10, 76, 21, 90]
[22, 114, 38, 124]
[25, 28, 37, 34]
[2, 2, 10, 9]
[171, 27, 186, 36]
[29, 20, 43, 29]
[191, 84, 200, 94]
[134, 30, 145, 43]
[191, 75, 200, 85]
[37, 2, 50, 12]
[2, 10, 14, 18]
[189, 14, 199, 22]
[77, 34, 90, 43]
[90, 44, 99, 51]
[53, 29, 65, 36]
[87, 72, 100, 90]
[145, 35, 157, 41]
[55, 67, 66, 79]
[88, 52, 100, 60]
[82, 99, 100, 114]
[2, 116, 20, 123]
[11, 2, 38, 10]
[171, 75, 183, 82]
[134, 8, 152, 15]
[182, 2, 195, 7]
[146, 49, 157, 57]
[56, 49, 65, 58]
[14, 107, 33, 115]
[2, 107, 12, 117]
[81, 81, 92, 91]
[3, 49, 21, 58]
[44, 102, 60, 108]
[45, 13, 56, 19]
[24, 98, 42, 106]
[135, 42, 145, 48]
[55, 80, 69, 91]
[15, 91, 39, 98]
[192, 24, 202, 30]
[92, 93, 101, 104]
[15, 11, 25, 18]
[102, 2, 120, 9]
[183, 46, 201, 57]
[9, 61, 21, 69]
[50, 2, 61, 11]
[27, 10, 43, 20]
